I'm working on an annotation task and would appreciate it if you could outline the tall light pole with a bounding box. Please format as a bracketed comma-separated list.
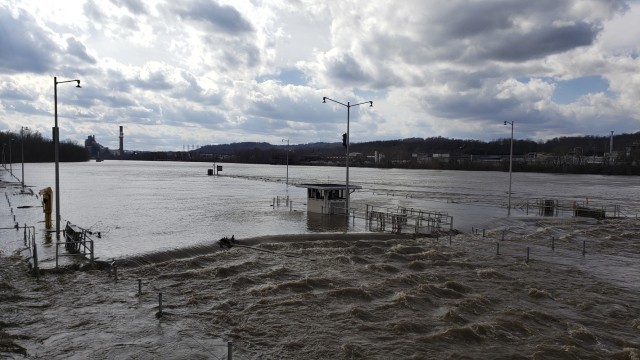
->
[504, 121, 514, 216]
[609, 130, 614, 165]
[323, 97, 372, 215]
[54, 77, 82, 239]
[282, 138, 289, 185]
[9, 138, 13, 175]
[21, 126, 29, 189]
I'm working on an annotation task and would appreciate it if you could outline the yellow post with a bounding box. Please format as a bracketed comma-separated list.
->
[39, 187, 53, 229]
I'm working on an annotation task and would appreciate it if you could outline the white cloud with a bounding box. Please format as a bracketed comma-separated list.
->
[0, 0, 639, 150]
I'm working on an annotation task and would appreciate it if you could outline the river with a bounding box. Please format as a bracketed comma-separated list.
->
[1, 161, 639, 359]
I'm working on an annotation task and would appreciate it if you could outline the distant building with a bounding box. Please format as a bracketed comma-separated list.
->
[84, 135, 100, 159]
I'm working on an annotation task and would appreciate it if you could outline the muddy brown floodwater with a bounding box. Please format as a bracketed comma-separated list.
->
[2, 218, 640, 359]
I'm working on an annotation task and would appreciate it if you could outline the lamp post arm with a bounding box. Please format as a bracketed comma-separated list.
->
[350, 101, 373, 108]
[322, 97, 347, 107]
[55, 79, 81, 86]
[323, 97, 373, 109]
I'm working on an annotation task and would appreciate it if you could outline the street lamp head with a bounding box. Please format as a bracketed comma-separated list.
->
[322, 97, 326, 103]
[75, 80, 81, 88]
[504, 121, 507, 125]
[369, 101, 373, 107]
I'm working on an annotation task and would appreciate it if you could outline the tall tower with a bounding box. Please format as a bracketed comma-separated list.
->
[119, 126, 124, 155]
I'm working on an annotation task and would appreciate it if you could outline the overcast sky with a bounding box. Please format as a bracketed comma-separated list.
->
[1, 0, 639, 151]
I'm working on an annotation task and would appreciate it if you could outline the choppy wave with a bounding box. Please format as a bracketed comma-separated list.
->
[2, 218, 640, 359]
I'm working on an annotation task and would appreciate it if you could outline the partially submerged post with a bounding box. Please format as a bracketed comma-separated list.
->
[39, 187, 53, 229]
[157, 293, 163, 318]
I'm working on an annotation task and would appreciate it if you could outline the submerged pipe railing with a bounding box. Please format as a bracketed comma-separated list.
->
[55, 230, 95, 269]
[364, 204, 454, 237]
[1, 225, 38, 278]
[513, 198, 623, 218]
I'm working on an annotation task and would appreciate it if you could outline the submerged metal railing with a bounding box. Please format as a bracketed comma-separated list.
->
[513, 198, 623, 218]
[55, 223, 95, 269]
[364, 205, 454, 236]
[273, 195, 293, 211]
[0, 225, 39, 278]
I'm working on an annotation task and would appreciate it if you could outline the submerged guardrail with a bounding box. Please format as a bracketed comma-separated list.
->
[55, 221, 95, 269]
[364, 204, 454, 237]
[513, 198, 623, 218]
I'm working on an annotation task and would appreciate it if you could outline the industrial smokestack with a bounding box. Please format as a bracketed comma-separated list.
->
[119, 126, 124, 154]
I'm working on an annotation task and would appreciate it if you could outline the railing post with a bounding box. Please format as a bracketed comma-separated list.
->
[228, 341, 233, 360]
[33, 240, 39, 280]
[158, 293, 163, 318]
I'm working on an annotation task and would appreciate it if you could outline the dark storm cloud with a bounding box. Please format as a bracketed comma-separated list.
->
[169, 0, 253, 34]
[432, 0, 624, 63]
[326, 54, 369, 85]
[172, 72, 223, 106]
[0, 81, 34, 101]
[427, 92, 518, 121]
[0, 79, 48, 117]
[3, 101, 50, 117]
[110, 0, 149, 15]
[435, 0, 521, 39]
[218, 42, 261, 68]
[133, 71, 173, 91]
[102, 94, 137, 108]
[325, 1, 612, 90]
[479, 22, 600, 62]
[66, 37, 97, 64]
[0, 6, 56, 74]
[83, 0, 107, 23]
[163, 106, 227, 127]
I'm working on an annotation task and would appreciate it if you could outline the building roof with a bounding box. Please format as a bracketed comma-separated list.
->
[296, 183, 363, 190]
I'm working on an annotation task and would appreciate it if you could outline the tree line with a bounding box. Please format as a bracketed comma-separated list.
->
[7, 127, 639, 175]
[188, 132, 640, 175]
[0, 130, 89, 163]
